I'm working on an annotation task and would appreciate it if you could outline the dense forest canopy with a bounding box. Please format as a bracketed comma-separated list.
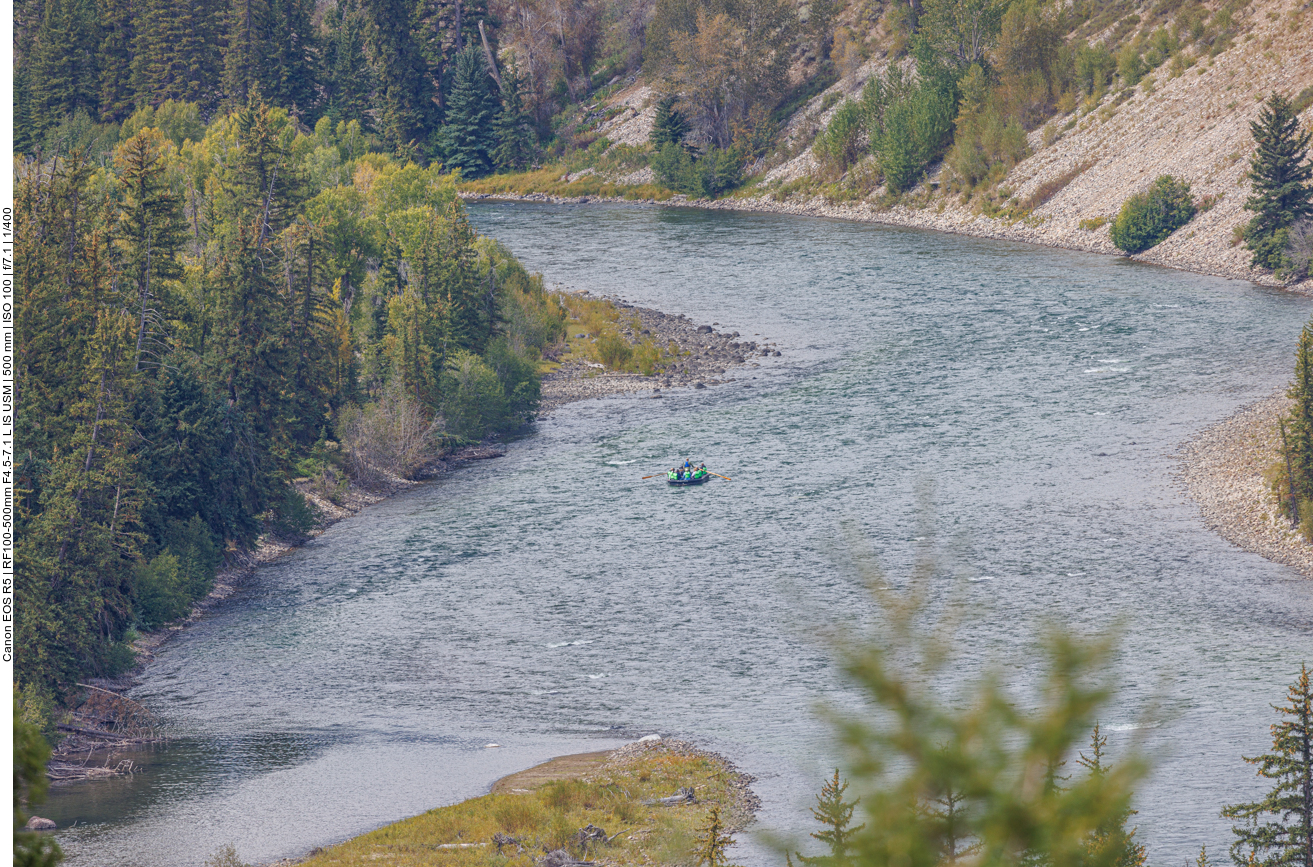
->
[13, 94, 566, 709]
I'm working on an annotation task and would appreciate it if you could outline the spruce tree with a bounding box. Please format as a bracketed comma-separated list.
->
[1246, 93, 1313, 271]
[363, 0, 436, 152]
[1285, 323, 1313, 523]
[492, 61, 537, 172]
[27, 0, 101, 138]
[321, 0, 376, 124]
[96, 0, 135, 122]
[651, 94, 690, 149]
[443, 43, 500, 179]
[131, 0, 223, 111]
[797, 770, 864, 867]
[1222, 664, 1313, 867]
[113, 129, 189, 372]
[1078, 724, 1149, 867]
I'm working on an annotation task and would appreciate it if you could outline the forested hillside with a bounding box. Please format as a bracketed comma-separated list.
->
[14, 98, 565, 716]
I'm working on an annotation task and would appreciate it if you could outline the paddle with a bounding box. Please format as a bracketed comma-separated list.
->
[642, 472, 672, 479]
[707, 471, 732, 481]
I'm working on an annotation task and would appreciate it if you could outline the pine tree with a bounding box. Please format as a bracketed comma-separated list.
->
[27, 0, 101, 138]
[113, 129, 189, 373]
[796, 770, 863, 867]
[1078, 724, 1149, 867]
[1245, 93, 1313, 272]
[320, 0, 375, 124]
[651, 94, 690, 150]
[412, 0, 494, 111]
[222, 0, 272, 104]
[492, 61, 537, 172]
[363, 0, 436, 152]
[693, 806, 735, 867]
[1222, 664, 1313, 867]
[96, 0, 136, 122]
[443, 43, 500, 179]
[130, 0, 223, 111]
[1284, 323, 1313, 525]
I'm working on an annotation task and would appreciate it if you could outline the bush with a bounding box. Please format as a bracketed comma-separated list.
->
[813, 100, 868, 176]
[594, 331, 634, 369]
[338, 387, 441, 486]
[443, 350, 508, 441]
[133, 553, 190, 629]
[269, 485, 320, 542]
[482, 336, 541, 422]
[161, 514, 222, 599]
[652, 142, 744, 198]
[1109, 175, 1196, 253]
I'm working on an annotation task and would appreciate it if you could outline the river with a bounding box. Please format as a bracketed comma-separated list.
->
[48, 203, 1313, 866]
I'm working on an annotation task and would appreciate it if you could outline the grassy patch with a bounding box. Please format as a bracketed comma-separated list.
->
[460, 167, 674, 201]
[297, 745, 754, 867]
[555, 292, 682, 376]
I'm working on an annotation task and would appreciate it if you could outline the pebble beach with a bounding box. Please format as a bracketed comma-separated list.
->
[1178, 388, 1313, 579]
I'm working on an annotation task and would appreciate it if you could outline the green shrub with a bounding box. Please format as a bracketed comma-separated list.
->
[442, 350, 508, 440]
[813, 99, 868, 176]
[269, 485, 321, 541]
[594, 331, 634, 369]
[1117, 44, 1146, 86]
[1075, 43, 1116, 96]
[651, 142, 744, 198]
[1109, 175, 1197, 253]
[133, 552, 190, 629]
[482, 336, 540, 422]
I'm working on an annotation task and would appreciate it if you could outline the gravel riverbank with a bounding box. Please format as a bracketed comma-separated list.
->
[538, 290, 780, 414]
[1178, 389, 1313, 579]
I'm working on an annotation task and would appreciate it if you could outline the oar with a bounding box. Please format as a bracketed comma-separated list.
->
[642, 471, 672, 479]
[707, 471, 732, 481]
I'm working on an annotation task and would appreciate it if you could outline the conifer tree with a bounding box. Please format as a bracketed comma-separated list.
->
[27, 0, 101, 138]
[95, 0, 135, 122]
[1285, 323, 1313, 524]
[364, 0, 436, 152]
[797, 770, 863, 867]
[130, 0, 223, 110]
[321, 0, 376, 124]
[1246, 93, 1313, 272]
[651, 94, 690, 149]
[492, 61, 537, 172]
[693, 806, 735, 867]
[1078, 724, 1149, 867]
[443, 43, 500, 179]
[113, 129, 189, 373]
[1222, 664, 1313, 867]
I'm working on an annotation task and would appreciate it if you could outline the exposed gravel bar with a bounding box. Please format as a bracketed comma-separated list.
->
[1177, 389, 1313, 578]
[538, 289, 781, 415]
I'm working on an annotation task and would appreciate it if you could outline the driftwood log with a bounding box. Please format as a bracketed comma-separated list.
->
[647, 786, 696, 806]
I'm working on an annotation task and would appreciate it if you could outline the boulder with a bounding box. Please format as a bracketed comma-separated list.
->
[26, 816, 56, 831]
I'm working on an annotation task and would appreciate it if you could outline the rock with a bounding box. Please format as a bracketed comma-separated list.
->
[539, 849, 595, 867]
[637, 733, 662, 742]
[772, 350, 781, 356]
[26, 817, 56, 831]
[694, 381, 706, 389]
[697, 325, 713, 333]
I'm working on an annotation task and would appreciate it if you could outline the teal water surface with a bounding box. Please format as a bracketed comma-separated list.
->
[49, 203, 1313, 866]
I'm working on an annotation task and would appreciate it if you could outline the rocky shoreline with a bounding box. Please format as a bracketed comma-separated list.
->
[462, 190, 1311, 294]
[1177, 389, 1313, 579]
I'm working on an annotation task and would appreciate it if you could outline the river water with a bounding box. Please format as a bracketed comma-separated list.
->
[49, 203, 1313, 866]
